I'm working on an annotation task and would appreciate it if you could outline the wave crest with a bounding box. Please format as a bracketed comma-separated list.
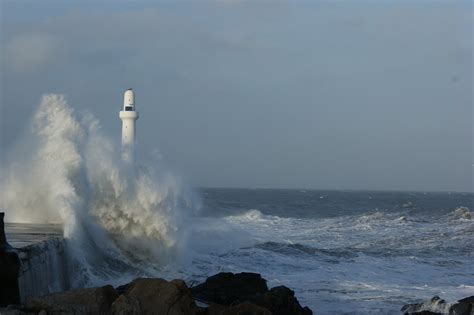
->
[451, 207, 471, 220]
[1, 94, 199, 286]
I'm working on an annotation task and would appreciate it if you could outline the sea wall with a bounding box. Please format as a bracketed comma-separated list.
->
[16, 237, 70, 303]
[0, 212, 70, 305]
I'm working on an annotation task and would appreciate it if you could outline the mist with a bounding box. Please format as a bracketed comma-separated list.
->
[1, 1, 472, 192]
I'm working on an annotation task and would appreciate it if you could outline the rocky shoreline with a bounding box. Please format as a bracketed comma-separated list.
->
[0, 272, 313, 315]
[1, 272, 473, 315]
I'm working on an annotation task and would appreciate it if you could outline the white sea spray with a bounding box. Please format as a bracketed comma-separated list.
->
[0, 94, 200, 286]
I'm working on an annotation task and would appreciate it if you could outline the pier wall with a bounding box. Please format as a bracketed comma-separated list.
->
[16, 237, 70, 303]
[0, 213, 70, 306]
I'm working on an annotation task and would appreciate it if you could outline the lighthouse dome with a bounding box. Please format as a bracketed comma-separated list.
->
[123, 89, 134, 110]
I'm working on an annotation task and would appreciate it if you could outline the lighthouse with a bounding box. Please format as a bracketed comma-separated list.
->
[119, 89, 139, 161]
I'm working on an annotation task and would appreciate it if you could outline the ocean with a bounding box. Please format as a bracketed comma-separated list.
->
[2, 95, 473, 314]
[185, 188, 474, 314]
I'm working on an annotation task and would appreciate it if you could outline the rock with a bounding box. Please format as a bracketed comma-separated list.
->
[115, 283, 131, 295]
[0, 307, 30, 315]
[193, 273, 312, 315]
[449, 296, 474, 315]
[402, 296, 448, 314]
[111, 278, 197, 315]
[26, 285, 118, 314]
[0, 212, 21, 307]
[0, 304, 35, 314]
[402, 295, 474, 315]
[206, 302, 271, 315]
[196, 306, 208, 315]
[111, 294, 141, 314]
[248, 286, 312, 315]
[0, 213, 9, 248]
[192, 272, 268, 305]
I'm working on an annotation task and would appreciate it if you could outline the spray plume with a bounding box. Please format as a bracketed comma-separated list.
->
[0, 94, 200, 286]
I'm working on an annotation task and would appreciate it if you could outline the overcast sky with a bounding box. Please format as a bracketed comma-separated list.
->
[0, 1, 472, 192]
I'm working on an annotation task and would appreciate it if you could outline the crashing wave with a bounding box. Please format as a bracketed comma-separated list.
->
[395, 216, 408, 223]
[452, 207, 471, 220]
[401, 296, 452, 314]
[0, 94, 200, 287]
[255, 241, 357, 261]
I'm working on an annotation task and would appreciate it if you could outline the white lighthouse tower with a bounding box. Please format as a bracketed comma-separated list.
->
[119, 88, 139, 161]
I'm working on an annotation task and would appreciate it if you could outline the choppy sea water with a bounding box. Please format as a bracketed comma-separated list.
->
[183, 189, 474, 314]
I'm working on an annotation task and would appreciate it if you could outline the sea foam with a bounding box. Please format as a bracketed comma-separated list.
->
[1, 94, 199, 286]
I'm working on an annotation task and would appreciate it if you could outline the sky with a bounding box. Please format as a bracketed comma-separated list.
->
[0, 0, 472, 192]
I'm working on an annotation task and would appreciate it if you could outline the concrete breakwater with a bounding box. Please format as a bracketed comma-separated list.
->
[0, 213, 70, 305]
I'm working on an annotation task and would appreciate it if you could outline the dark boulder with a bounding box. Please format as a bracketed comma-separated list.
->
[111, 278, 197, 315]
[0, 306, 32, 315]
[192, 273, 268, 305]
[449, 296, 474, 315]
[401, 296, 447, 314]
[26, 285, 118, 314]
[115, 283, 131, 295]
[192, 273, 312, 315]
[248, 286, 312, 315]
[0, 213, 9, 248]
[0, 212, 21, 307]
[206, 302, 271, 315]
[0, 250, 21, 306]
[400, 295, 474, 315]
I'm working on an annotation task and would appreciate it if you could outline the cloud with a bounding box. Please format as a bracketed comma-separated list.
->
[5, 32, 62, 74]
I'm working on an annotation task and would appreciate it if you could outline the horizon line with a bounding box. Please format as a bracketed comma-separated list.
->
[196, 186, 474, 194]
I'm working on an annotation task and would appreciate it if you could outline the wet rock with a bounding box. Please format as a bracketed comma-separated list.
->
[0, 305, 32, 314]
[0, 306, 33, 315]
[206, 302, 271, 315]
[192, 273, 312, 315]
[0, 212, 21, 307]
[111, 278, 197, 315]
[26, 285, 118, 314]
[192, 272, 268, 305]
[111, 294, 141, 314]
[248, 286, 312, 315]
[0, 253, 21, 306]
[449, 295, 474, 315]
[0, 309, 26, 315]
[401, 296, 447, 315]
[115, 283, 130, 295]
[0, 213, 10, 248]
